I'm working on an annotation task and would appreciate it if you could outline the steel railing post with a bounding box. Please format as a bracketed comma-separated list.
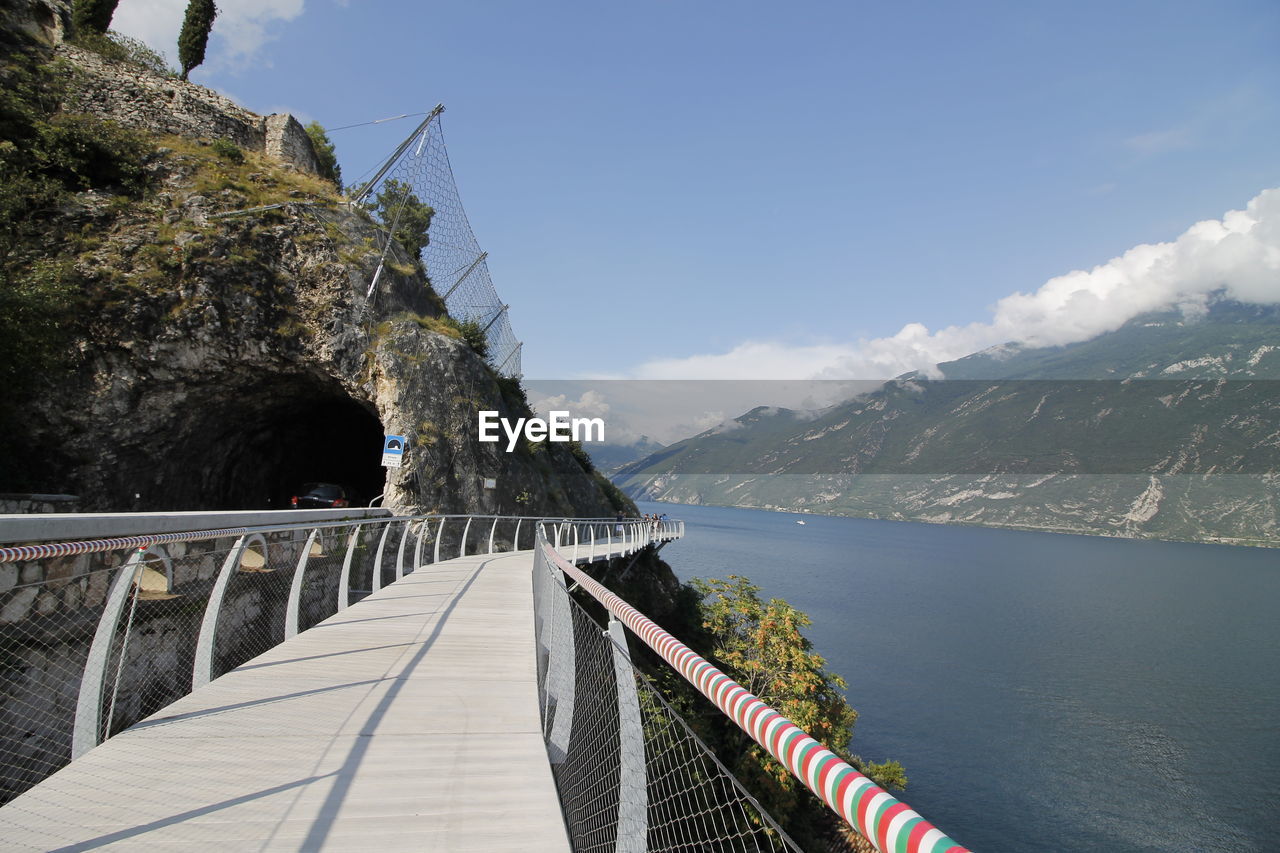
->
[194, 534, 264, 690]
[371, 521, 393, 593]
[434, 517, 445, 564]
[413, 520, 427, 572]
[395, 519, 410, 580]
[460, 516, 473, 558]
[488, 517, 499, 554]
[338, 525, 361, 612]
[285, 528, 320, 639]
[72, 551, 147, 758]
[608, 618, 647, 851]
[544, 544, 576, 763]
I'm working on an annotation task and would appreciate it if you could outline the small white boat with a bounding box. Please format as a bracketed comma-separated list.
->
[796, 520, 806, 525]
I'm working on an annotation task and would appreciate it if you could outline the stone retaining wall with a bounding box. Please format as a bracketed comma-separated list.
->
[0, 494, 81, 515]
[57, 43, 321, 175]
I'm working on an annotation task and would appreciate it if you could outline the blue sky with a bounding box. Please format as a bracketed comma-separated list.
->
[113, 1, 1280, 379]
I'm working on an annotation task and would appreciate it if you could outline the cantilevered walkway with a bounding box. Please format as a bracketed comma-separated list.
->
[1, 548, 568, 851]
[0, 513, 968, 853]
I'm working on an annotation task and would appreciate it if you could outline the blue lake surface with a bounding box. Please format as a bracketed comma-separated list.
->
[637, 501, 1280, 852]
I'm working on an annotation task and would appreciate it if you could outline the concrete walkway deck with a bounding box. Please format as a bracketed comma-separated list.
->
[0, 550, 570, 852]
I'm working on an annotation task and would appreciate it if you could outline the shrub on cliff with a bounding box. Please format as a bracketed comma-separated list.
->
[455, 318, 489, 358]
[0, 59, 153, 241]
[370, 178, 434, 264]
[71, 0, 120, 37]
[210, 137, 244, 163]
[178, 0, 218, 80]
[304, 122, 342, 190]
[687, 575, 906, 849]
[74, 31, 174, 77]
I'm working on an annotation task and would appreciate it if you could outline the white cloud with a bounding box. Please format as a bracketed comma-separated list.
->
[530, 389, 612, 421]
[205, 0, 304, 70]
[111, 0, 304, 74]
[697, 412, 733, 433]
[526, 389, 640, 444]
[634, 342, 867, 380]
[110, 0, 184, 61]
[628, 187, 1280, 380]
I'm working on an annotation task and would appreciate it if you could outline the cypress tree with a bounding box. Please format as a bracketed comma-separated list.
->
[177, 0, 218, 81]
[71, 0, 121, 37]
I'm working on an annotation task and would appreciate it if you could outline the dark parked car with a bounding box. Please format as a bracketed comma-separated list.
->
[291, 483, 350, 509]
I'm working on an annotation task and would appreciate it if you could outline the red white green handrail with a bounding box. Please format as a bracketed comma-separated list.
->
[540, 540, 970, 853]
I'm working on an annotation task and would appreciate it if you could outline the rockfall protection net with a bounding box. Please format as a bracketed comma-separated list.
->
[356, 110, 523, 377]
[533, 530, 800, 853]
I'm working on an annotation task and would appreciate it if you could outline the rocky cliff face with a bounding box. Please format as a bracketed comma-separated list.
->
[0, 0, 66, 51]
[1, 17, 621, 518]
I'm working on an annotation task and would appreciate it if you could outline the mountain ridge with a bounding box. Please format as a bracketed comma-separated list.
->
[615, 299, 1279, 546]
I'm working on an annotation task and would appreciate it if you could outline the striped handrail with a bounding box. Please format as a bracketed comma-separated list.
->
[0, 514, 670, 565]
[541, 541, 970, 853]
[0, 528, 252, 565]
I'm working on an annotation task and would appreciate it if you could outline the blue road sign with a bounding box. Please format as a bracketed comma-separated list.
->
[382, 434, 406, 468]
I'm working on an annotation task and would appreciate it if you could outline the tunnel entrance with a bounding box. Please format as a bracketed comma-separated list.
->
[142, 372, 388, 511]
[251, 396, 388, 510]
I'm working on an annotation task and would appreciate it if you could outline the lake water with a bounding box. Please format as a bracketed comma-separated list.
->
[637, 501, 1280, 852]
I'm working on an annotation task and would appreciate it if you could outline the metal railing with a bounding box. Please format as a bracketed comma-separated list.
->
[0, 510, 663, 806]
[535, 532, 971, 853]
[534, 525, 800, 852]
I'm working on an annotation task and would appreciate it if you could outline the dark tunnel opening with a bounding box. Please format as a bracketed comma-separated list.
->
[144, 375, 388, 511]
[249, 397, 388, 510]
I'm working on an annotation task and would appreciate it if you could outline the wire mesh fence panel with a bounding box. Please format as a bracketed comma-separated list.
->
[344, 523, 384, 604]
[409, 518, 436, 569]
[294, 526, 348, 634]
[0, 549, 111, 803]
[356, 112, 522, 377]
[0, 516, 657, 829]
[435, 518, 465, 563]
[0, 538, 240, 802]
[369, 520, 402, 591]
[0, 517, 422, 807]
[208, 530, 316, 682]
[533, 541, 800, 853]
